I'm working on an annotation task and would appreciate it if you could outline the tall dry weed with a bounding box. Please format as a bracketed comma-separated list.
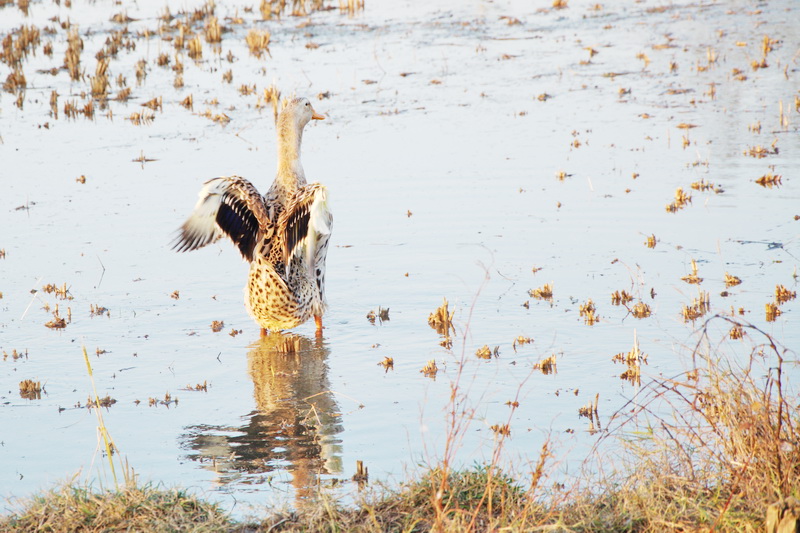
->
[577, 315, 799, 530]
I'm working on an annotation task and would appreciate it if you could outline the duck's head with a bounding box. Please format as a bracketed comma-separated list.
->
[280, 97, 325, 131]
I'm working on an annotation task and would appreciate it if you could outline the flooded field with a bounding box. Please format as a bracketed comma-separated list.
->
[1, 0, 798, 517]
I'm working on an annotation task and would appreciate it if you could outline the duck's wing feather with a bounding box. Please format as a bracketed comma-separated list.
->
[172, 176, 271, 262]
[279, 183, 333, 278]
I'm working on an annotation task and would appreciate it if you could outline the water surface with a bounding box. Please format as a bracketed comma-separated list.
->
[1, 0, 798, 516]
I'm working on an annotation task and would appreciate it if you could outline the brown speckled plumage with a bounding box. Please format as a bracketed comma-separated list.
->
[173, 98, 332, 334]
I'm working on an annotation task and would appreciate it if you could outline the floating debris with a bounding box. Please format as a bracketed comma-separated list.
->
[765, 302, 781, 322]
[134, 58, 147, 84]
[665, 187, 692, 213]
[210, 320, 224, 332]
[428, 298, 454, 336]
[228, 329, 242, 337]
[366, 306, 390, 324]
[352, 460, 369, 486]
[475, 345, 499, 360]
[86, 395, 116, 409]
[619, 365, 641, 386]
[3, 349, 27, 361]
[115, 87, 131, 101]
[690, 179, 717, 191]
[490, 424, 511, 437]
[512, 336, 533, 352]
[45, 309, 67, 329]
[682, 291, 711, 322]
[19, 379, 42, 400]
[142, 96, 162, 111]
[724, 273, 742, 287]
[149, 392, 178, 408]
[170, 290, 180, 299]
[729, 324, 745, 340]
[775, 285, 796, 304]
[631, 301, 651, 318]
[529, 283, 554, 302]
[132, 151, 156, 165]
[612, 336, 648, 366]
[42, 282, 71, 300]
[578, 393, 600, 419]
[744, 144, 778, 158]
[755, 172, 782, 188]
[681, 259, 703, 284]
[199, 108, 230, 125]
[378, 356, 394, 372]
[533, 354, 557, 375]
[579, 299, 599, 325]
[75, 175, 86, 184]
[181, 381, 208, 392]
[89, 304, 109, 317]
[644, 234, 657, 248]
[110, 11, 133, 24]
[611, 290, 633, 306]
[420, 359, 438, 378]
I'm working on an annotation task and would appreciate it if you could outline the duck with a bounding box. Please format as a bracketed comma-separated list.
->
[172, 97, 332, 336]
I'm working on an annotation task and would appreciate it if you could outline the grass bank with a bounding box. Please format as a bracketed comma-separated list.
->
[3, 318, 798, 532]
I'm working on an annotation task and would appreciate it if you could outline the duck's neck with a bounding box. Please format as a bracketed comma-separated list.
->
[275, 121, 307, 192]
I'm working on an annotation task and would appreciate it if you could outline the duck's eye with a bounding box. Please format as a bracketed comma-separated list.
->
[305, 102, 309, 106]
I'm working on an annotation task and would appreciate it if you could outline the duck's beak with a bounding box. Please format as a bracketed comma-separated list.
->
[311, 110, 325, 120]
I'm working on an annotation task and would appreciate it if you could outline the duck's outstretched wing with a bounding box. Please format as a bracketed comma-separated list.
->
[279, 183, 333, 278]
[172, 176, 271, 262]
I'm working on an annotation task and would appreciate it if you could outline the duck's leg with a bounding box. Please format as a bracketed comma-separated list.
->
[314, 315, 323, 336]
[260, 327, 268, 338]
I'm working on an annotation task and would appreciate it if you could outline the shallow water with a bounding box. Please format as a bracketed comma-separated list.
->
[1, 0, 798, 517]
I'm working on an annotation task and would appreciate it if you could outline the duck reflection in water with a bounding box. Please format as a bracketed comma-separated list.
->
[182, 333, 343, 502]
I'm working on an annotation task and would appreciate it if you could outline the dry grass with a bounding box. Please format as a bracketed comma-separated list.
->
[246, 28, 271, 58]
[2, 315, 795, 533]
[64, 27, 82, 81]
[565, 316, 800, 532]
[89, 57, 110, 97]
[204, 15, 222, 43]
[3, 483, 233, 532]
